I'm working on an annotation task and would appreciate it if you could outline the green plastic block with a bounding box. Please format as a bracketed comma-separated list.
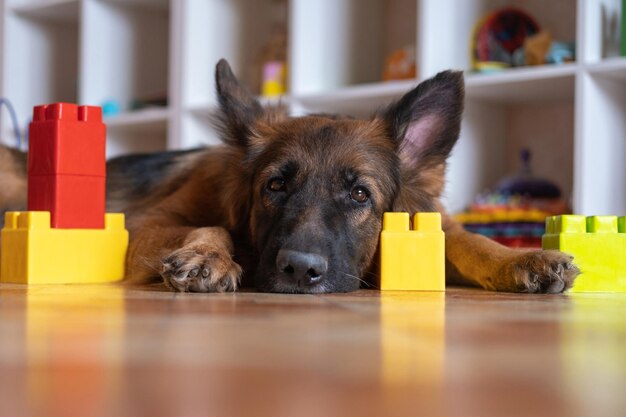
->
[542, 215, 626, 293]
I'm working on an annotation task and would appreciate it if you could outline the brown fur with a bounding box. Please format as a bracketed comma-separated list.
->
[0, 60, 579, 294]
[0, 145, 27, 219]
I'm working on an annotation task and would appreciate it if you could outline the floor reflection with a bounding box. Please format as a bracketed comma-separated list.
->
[380, 291, 445, 384]
[25, 286, 125, 417]
[380, 292, 445, 415]
[562, 294, 626, 417]
[0, 285, 623, 417]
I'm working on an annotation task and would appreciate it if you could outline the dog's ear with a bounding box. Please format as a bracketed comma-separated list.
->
[384, 70, 464, 169]
[382, 71, 464, 211]
[215, 59, 264, 147]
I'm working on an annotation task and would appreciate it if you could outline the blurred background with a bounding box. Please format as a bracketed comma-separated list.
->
[0, 0, 625, 246]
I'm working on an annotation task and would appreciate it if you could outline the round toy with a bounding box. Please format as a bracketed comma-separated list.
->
[471, 8, 540, 71]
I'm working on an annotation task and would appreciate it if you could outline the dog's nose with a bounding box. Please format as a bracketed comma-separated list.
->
[276, 249, 328, 286]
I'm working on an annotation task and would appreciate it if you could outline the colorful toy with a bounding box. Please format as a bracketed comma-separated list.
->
[382, 45, 417, 81]
[262, 61, 287, 96]
[471, 8, 576, 72]
[27, 103, 106, 229]
[455, 208, 548, 248]
[0, 102, 128, 285]
[523, 31, 553, 66]
[1, 212, 127, 284]
[455, 149, 568, 248]
[260, 22, 287, 97]
[520, 31, 576, 66]
[471, 7, 539, 71]
[101, 99, 121, 117]
[545, 41, 575, 64]
[379, 212, 445, 291]
[542, 215, 626, 292]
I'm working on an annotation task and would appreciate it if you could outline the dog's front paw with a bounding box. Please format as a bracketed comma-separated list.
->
[161, 247, 242, 293]
[496, 250, 580, 293]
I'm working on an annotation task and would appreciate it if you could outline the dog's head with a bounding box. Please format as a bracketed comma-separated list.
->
[214, 60, 463, 293]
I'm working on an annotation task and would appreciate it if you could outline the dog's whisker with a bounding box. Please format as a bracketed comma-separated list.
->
[343, 272, 375, 289]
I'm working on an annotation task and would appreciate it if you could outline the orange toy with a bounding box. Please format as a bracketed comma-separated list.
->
[382, 46, 417, 81]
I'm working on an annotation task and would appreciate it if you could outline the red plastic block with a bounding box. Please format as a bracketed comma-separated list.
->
[28, 175, 105, 229]
[27, 103, 106, 229]
[28, 103, 106, 176]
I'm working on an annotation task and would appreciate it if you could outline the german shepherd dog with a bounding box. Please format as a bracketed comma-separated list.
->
[0, 60, 579, 293]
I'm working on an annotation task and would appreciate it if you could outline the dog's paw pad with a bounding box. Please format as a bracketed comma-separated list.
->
[161, 249, 242, 293]
[505, 250, 580, 294]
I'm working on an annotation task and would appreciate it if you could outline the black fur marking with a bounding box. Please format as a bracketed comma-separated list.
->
[214, 59, 264, 147]
[106, 149, 201, 197]
[280, 161, 299, 180]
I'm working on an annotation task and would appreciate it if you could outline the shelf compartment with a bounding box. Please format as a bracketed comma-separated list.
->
[181, 0, 288, 108]
[187, 95, 289, 118]
[420, 0, 577, 76]
[106, 123, 168, 158]
[3, 4, 79, 126]
[465, 64, 577, 103]
[187, 104, 217, 118]
[585, 58, 626, 81]
[291, 0, 417, 94]
[80, 0, 170, 113]
[102, 0, 170, 12]
[446, 99, 574, 214]
[105, 107, 170, 130]
[579, 0, 623, 64]
[177, 111, 223, 150]
[11, 0, 79, 22]
[574, 71, 626, 215]
[294, 63, 577, 115]
[294, 79, 416, 117]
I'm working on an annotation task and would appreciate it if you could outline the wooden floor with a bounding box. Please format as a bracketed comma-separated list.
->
[0, 284, 624, 417]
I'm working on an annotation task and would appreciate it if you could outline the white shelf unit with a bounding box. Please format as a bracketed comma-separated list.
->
[1, 0, 625, 215]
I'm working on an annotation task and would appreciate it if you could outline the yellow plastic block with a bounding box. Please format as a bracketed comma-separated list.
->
[380, 212, 445, 291]
[1, 211, 128, 284]
[542, 215, 626, 293]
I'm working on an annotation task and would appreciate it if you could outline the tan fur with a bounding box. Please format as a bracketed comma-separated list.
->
[0, 146, 27, 213]
[124, 147, 247, 289]
[441, 215, 576, 293]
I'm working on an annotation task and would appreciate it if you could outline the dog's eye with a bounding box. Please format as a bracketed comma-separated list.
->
[268, 177, 286, 192]
[350, 186, 369, 203]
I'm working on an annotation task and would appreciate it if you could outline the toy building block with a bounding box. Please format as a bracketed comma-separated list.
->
[27, 103, 106, 229]
[380, 212, 445, 291]
[542, 215, 626, 292]
[28, 174, 105, 229]
[0, 211, 128, 285]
